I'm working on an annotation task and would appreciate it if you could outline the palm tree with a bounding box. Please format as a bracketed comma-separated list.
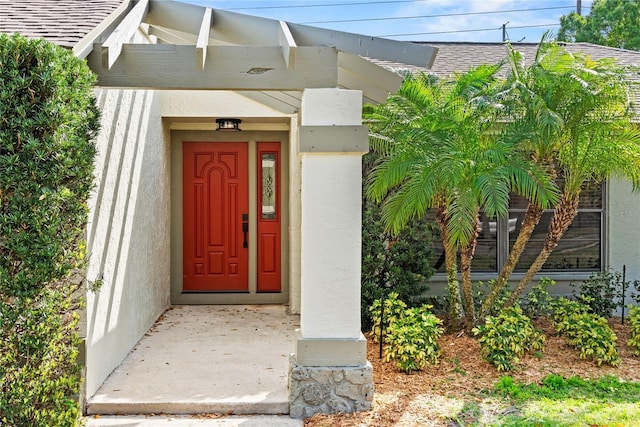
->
[480, 35, 640, 313]
[365, 69, 556, 328]
[504, 51, 640, 305]
[480, 36, 575, 317]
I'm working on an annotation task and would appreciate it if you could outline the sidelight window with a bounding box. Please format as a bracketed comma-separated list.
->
[260, 153, 277, 220]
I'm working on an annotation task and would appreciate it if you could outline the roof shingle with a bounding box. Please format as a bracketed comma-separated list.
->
[0, 0, 125, 49]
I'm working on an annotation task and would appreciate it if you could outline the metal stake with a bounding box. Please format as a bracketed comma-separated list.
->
[622, 265, 627, 325]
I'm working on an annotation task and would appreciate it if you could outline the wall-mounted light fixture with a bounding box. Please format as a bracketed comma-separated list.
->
[216, 118, 242, 131]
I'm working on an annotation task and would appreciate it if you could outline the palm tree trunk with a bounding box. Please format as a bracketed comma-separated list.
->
[506, 193, 580, 307]
[479, 203, 544, 318]
[460, 215, 480, 327]
[436, 206, 462, 331]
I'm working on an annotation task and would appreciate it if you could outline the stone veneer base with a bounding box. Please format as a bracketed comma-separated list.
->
[288, 355, 373, 419]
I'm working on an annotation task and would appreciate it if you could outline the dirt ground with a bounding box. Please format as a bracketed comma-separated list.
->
[305, 319, 640, 426]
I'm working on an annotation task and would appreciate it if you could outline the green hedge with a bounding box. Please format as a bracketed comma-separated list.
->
[0, 33, 99, 427]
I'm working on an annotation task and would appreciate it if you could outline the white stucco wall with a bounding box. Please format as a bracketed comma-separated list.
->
[608, 177, 640, 284]
[85, 88, 169, 398]
[161, 90, 287, 118]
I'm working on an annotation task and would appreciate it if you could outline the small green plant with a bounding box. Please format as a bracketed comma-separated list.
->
[494, 375, 519, 396]
[369, 291, 407, 343]
[551, 299, 620, 366]
[450, 356, 466, 375]
[541, 373, 569, 391]
[627, 306, 640, 356]
[494, 374, 640, 402]
[473, 306, 545, 371]
[383, 305, 443, 372]
[571, 268, 624, 318]
[523, 277, 555, 318]
[473, 279, 511, 318]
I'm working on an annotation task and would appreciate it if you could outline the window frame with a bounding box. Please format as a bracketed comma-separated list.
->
[429, 180, 608, 281]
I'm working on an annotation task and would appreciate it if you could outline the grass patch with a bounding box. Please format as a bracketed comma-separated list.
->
[489, 375, 640, 426]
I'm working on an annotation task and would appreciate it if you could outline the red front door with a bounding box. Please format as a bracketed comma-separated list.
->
[182, 142, 249, 292]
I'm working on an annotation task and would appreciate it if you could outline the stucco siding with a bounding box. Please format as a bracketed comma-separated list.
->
[608, 178, 640, 284]
[85, 88, 169, 399]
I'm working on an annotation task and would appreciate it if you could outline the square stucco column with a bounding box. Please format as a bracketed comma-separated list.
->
[289, 88, 373, 419]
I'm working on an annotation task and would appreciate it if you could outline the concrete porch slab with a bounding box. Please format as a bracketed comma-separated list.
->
[87, 305, 299, 416]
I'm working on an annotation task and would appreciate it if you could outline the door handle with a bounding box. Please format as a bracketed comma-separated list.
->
[242, 214, 249, 248]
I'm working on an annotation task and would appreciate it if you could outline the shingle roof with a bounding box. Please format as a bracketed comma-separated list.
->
[373, 41, 640, 77]
[0, 0, 125, 50]
[424, 42, 640, 77]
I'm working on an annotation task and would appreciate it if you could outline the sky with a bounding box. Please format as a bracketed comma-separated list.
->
[181, 0, 593, 43]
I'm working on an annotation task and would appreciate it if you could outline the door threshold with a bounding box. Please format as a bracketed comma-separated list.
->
[171, 292, 289, 305]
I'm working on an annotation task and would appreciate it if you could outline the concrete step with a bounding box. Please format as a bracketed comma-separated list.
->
[84, 415, 302, 426]
[86, 398, 290, 416]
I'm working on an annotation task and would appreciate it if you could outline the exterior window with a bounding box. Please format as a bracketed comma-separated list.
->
[260, 153, 277, 220]
[430, 180, 604, 274]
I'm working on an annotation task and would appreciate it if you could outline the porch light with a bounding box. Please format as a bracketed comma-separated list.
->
[216, 118, 241, 131]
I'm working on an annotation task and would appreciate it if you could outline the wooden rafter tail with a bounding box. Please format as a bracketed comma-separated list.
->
[196, 8, 212, 70]
[278, 21, 297, 70]
[102, 0, 150, 69]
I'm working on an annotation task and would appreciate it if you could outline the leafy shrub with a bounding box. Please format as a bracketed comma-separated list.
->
[0, 33, 99, 426]
[473, 279, 512, 318]
[629, 279, 640, 304]
[549, 297, 590, 333]
[1, 289, 83, 426]
[383, 305, 443, 372]
[523, 277, 555, 318]
[551, 299, 620, 366]
[369, 291, 407, 343]
[361, 153, 435, 330]
[571, 269, 624, 318]
[560, 313, 619, 366]
[627, 306, 640, 356]
[473, 306, 544, 371]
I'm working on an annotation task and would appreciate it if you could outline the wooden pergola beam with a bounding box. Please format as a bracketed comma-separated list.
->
[196, 8, 212, 70]
[88, 45, 338, 90]
[102, 0, 150, 69]
[338, 52, 403, 103]
[288, 22, 437, 68]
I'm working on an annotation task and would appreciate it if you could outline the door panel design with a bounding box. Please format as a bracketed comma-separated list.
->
[257, 142, 281, 292]
[183, 142, 248, 292]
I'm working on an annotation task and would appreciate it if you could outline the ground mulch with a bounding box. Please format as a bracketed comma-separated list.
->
[305, 318, 640, 426]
